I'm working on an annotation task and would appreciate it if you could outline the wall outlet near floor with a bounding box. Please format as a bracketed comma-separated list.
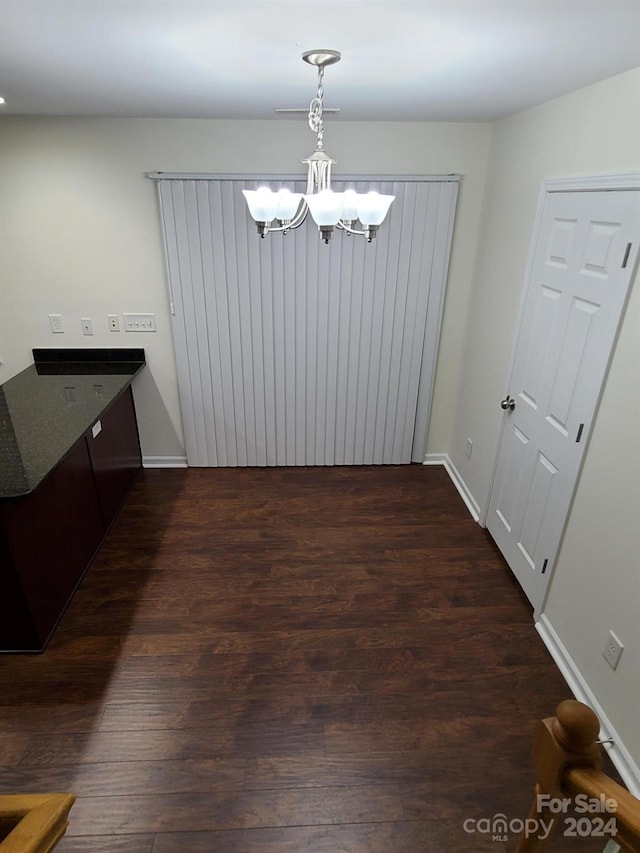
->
[466, 438, 473, 459]
[81, 318, 94, 336]
[603, 630, 623, 670]
[107, 314, 120, 332]
[49, 313, 64, 334]
[123, 312, 157, 332]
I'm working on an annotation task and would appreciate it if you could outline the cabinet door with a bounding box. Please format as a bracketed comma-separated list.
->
[87, 386, 141, 528]
[0, 438, 105, 649]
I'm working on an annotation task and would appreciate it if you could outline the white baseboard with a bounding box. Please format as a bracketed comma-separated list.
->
[423, 453, 481, 523]
[537, 614, 640, 796]
[142, 455, 188, 468]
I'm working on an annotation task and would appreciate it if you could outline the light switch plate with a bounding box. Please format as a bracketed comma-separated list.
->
[124, 313, 157, 332]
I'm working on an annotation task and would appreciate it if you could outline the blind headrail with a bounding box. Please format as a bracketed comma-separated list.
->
[147, 171, 461, 183]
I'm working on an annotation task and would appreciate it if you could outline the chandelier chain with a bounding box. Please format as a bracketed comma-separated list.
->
[308, 65, 325, 150]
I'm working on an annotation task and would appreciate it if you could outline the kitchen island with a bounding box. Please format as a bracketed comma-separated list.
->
[0, 348, 145, 651]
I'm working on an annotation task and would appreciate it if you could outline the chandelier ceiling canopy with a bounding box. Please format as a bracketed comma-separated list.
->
[243, 50, 395, 244]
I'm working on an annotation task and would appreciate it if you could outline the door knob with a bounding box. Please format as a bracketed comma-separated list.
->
[500, 396, 516, 411]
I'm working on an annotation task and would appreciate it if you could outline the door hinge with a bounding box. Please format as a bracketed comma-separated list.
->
[622, 242, 632, 269]
[541, 559, 548, 575]
[575, 423, 584, 443]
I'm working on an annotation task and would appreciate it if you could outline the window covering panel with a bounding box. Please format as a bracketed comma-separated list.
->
[156, 176, 458, 466]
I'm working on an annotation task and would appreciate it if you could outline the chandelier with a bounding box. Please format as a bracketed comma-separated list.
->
[242, 50, 395, 244]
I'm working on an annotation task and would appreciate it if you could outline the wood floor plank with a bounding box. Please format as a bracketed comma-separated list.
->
[0, 466, 613, 853]
[148, 821, 462, 853]
[65, 785, 404, 835]
[0, 758, 246, 797]
[14, 721, 324, 767]
[97, 678, 543, 733]
[57, 835, 155, 852]
[117, 613, 532, 655]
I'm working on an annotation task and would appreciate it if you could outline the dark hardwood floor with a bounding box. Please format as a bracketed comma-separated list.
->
[0, 465, 614, 851]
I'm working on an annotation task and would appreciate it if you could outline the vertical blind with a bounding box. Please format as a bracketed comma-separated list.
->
[154, 175, 458, 467]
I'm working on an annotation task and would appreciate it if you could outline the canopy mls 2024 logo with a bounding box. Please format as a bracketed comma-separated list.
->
[462, 793, 618, 843]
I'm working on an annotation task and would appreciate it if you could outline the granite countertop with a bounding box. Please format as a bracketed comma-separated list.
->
[0, 348, 145, 499]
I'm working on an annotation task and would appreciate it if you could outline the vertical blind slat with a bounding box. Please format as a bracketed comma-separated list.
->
[209, 182, 237, 465]
[374, 183, 400, 464]
[246, 190, 268, 466]
[387, 180, 411, 463]
[191, 182, 217, 466]
[220, 181, 247, 465]
[185, 181, 211, 466]
[202, 183, 228, 466]
[324, 237, 343, 465]
[171, 182, 206, 465]
[305, 231, 319, 463]
[234, 184, 258, 465]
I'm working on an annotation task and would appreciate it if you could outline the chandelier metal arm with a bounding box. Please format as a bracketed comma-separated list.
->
[337, 220, 379, 243]
[262, 199, 309, 234]
[336, 221, 365, 236]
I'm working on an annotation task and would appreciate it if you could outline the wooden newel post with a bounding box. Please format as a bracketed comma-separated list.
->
[516, 699, 602, 852]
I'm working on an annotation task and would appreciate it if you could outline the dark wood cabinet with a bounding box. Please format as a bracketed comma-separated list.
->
[0, 387, 141, 652]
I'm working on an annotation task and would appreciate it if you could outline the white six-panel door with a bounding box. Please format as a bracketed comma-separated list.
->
[487, 186, 639, 610]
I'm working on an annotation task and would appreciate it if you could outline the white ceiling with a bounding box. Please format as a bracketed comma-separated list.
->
[1, 0, 639, 121]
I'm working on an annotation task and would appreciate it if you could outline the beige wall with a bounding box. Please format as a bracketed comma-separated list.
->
[0, 117, 493, 460]
[450, 68, 640, 767]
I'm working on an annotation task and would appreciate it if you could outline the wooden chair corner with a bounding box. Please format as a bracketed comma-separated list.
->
[0, 794, 76, 853]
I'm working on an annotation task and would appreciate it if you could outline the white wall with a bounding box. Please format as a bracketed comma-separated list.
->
[0, 117, 492, 461]
[450, 68, 640, 769]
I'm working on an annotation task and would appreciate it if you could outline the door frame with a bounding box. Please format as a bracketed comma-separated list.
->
[482, 172, 640, 617]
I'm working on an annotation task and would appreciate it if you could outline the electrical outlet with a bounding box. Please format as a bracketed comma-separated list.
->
[466, 438, 473, 459]
[49, 314, 64, 334]
[107, 314, 120, 332]
[603, 630, 623, 670]
[123, 313, 157, 332]
[81, 318, 94, 336]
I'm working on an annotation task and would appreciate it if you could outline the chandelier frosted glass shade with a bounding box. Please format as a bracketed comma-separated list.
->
[242, 187, 304, 224]
[304, 190, 345, 226]
[274, 188, 304, 221]
[242, 188, 279, 223]
[355, 191, 395, 226]
[242, 50, 394, 243]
